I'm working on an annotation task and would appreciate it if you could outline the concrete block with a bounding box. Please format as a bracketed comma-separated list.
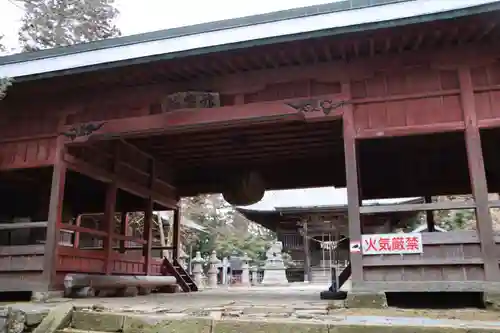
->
[123, 316, 212, 333]
[483, 292, 500, 311]
[32, 304, 73, 333]
[71, 311, 124, 332]
[214, 321, 328, 333]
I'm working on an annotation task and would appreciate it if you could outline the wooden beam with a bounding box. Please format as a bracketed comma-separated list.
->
[0, 221, 48, 230]
[342, 82, 363, 285]
[459, 66, 500, 281]
[64, 154, 177, 209]
[43, 137, 67, 291]
[360, 201, 475, 214]
[61, 96, 347, 144]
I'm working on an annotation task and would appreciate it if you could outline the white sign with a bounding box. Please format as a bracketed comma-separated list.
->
[361, 233, 423, 255]
[350, 240, 361, 253]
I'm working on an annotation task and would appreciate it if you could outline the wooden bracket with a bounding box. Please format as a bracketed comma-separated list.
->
[285, 99, 351, 116]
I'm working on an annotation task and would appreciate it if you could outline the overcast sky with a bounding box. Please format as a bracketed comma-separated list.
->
[0, 0, 335, 53]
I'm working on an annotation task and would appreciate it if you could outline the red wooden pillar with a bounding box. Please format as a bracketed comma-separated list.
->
[73, 215, 81, 249]
[103, 183, 118, 275]
[104, 143, 119, 274]
[143, 159, 155, 275]
[342, 82, 363, 285]
[43, 137, 67, 290]
[172, 207, 181, 261]
[458, 66, 500, 281]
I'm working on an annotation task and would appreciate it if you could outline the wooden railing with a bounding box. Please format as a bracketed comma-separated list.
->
[0, 221, 49, 272]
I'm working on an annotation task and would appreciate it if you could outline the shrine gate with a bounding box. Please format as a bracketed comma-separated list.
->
[1, 0, 500, 297]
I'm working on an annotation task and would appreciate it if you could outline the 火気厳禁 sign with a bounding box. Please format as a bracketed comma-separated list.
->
[361, 233, 423, 255]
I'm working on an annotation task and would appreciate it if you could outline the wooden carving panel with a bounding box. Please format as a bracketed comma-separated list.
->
[352, 68, 463, 135]
[0, 137, 57, 169]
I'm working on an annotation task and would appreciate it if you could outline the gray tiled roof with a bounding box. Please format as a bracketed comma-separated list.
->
[1, 0, 498, 79]
[239, 187, 420, 212]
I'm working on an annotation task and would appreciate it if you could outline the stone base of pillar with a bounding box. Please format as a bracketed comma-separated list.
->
[484, 292, 500, 311]
[345, 292, 387, 308]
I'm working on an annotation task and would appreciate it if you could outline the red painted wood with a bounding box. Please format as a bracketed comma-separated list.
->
[57, 246, 163, 275]
[0, 137, 58, 170]
[61, 95, 345, 144]
[64, 154, 177, 208]
[352, 67, 464, 137]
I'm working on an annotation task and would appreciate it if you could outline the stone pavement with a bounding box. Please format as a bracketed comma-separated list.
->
[2, 283, 500, 332]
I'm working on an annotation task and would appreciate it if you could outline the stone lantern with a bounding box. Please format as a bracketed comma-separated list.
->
[250, 265, 259, 285]
[191, 251, 205, 288]
[207, 250, 221, 288]
[240, 252, 251, 286]
[178, 249, 189, 270]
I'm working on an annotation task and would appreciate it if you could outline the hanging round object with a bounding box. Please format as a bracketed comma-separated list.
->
[223, 171, 265, 206]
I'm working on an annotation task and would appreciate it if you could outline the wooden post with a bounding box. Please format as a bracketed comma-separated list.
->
[43, 137, 67, 290]
[143, 158, 155, 275]
[104, 143, 119, 274]
[172, 208, 181, 261]
[342, 82, 363, 285]
[103, 183, 118, 275]
[424, 196, 436, 232]
[459, 66, 500, 281]
[119, 212, 128, 253]
[73, 215, 81, 249]
[302, 218, 312, 282]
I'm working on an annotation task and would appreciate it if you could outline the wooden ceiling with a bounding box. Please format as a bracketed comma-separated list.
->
[131, 120, 343, 169]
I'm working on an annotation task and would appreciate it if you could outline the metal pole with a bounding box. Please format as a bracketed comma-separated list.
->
[322, 232, 325, 277]
[334, 229, 340, 290]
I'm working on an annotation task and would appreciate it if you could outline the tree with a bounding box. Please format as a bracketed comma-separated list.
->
[17, 0, 120, 52]
[0, 35, 12, 100]
[180, 194, 276, 261]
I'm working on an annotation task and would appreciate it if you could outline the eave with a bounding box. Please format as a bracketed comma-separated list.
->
[0, 0, 499, 81]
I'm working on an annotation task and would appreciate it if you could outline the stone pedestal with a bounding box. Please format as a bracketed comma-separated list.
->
[250, 266, 258, 285]
[261, 241, 289, 285]
[191, 251, 204, 289]
[221, 257, 230, 285]
[240, 253, 251, 286]
[178, 249, 189, 271]
[207, 251, 220, 288]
